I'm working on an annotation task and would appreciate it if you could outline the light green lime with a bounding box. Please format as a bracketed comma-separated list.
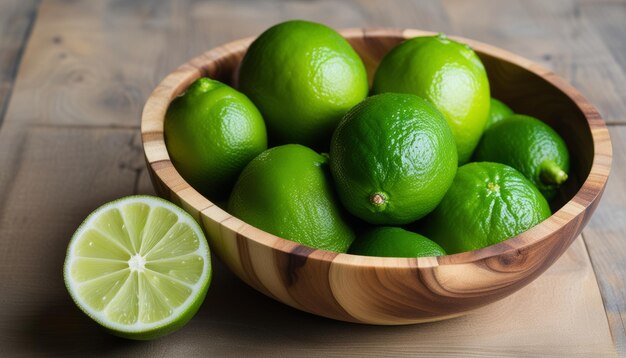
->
[165, 77, 267, 201]
[348, 227, 446, 258]
[486, 98, 514, 130]
[63, 196, 212, 340]
[238, 20, 368, 150]
[228, 144, 355, 252]
[372, 34, 490, 164]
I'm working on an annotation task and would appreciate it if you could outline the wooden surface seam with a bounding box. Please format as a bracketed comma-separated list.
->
[0, 0, 40, 128]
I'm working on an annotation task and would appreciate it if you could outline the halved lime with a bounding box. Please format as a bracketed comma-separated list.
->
[63, 196, 211, 340]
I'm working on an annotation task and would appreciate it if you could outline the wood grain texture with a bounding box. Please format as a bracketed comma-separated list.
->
[583, 125, 626, 354]
[0, 0, 39, 126]
[141, 29, 612, 325]
[1, 0, 189, 128]
[0, 0, 451, 130]
[0, 0, 623, 355]
[581, 0, 626, 76]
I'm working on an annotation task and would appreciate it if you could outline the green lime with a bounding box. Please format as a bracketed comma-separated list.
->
[165, 77, 267, 200]
[348, 227, 446, 258]
[228, 144, 355, 252]
[63, 196, 212, 340]
[329, 93, 457, 225]
[372, 34, 490, 164]
[486, 98, 514, 130]
[473, 114, 570, 200]
[423, 162, 551, 254]
[238, 20, 368, 150]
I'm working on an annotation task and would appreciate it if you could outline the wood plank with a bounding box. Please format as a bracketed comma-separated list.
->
[0, 125, 148, 355]
[1, 0, 185, 128]
[580, 0, 626, 74]
[0, 0, 619, 355]
[0, 124, 614, 356]
[582, 125, 626, 354]
[0, 0, 39, 126]
[442, 0, 626, 124]
[1, 0, 451, 129]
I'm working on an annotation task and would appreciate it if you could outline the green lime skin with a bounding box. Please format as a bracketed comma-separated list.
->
[424, 162, 551, 254]
[372, 34, 490, 164]
[228, 144, 355, 253]
[238, 20, 368, 150]
[165, 78, 267, 201]
[486, 98, 514, 130]
[348, 227, 446, 258]
[329, 93, 458, 225]
[473, 114, 570, 200]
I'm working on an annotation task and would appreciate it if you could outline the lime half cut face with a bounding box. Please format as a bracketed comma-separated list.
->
[63, 196, 211, 340]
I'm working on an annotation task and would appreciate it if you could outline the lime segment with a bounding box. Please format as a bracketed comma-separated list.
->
[64, 196, 211, 340]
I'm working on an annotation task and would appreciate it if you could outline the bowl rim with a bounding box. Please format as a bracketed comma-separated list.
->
[141, 27, 612, 267]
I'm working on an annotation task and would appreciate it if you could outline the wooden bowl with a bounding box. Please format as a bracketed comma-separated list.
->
[141, 28, 612, 324]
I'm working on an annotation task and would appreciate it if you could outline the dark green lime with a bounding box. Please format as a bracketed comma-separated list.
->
[349, 227, 446, 258]
[473, 114, 570, 200]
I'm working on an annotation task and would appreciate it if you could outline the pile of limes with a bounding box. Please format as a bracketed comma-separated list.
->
[167, 20, 568, 257]
[63, 20, 571, 339]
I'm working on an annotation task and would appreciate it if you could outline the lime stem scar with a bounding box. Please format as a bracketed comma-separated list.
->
[370, 193, 386, 206]
[487, 182, 500, 192]
[540, 160, 568, 185]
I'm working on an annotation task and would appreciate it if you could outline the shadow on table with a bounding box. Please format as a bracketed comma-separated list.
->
[15, 296, 141, 356]
[15, 256, 439, 356]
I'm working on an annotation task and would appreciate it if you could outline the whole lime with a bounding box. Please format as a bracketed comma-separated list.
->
[228, 144, 355, 252]
[348, 227, 446, 258]
[486, 98, 514, 130]
[165, 78, 267, 200]
[473, 114, 570, 200]
[423, 162, 551, 254]
[372, 34, 490, 164]
[329, 93, 457, 225]
[238, 20, 368, 150]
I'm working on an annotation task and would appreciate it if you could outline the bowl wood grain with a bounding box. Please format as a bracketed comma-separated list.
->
[141, 28, 611, 324]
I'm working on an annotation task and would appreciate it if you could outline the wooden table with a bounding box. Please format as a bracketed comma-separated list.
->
[1, 0, 624, 356]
